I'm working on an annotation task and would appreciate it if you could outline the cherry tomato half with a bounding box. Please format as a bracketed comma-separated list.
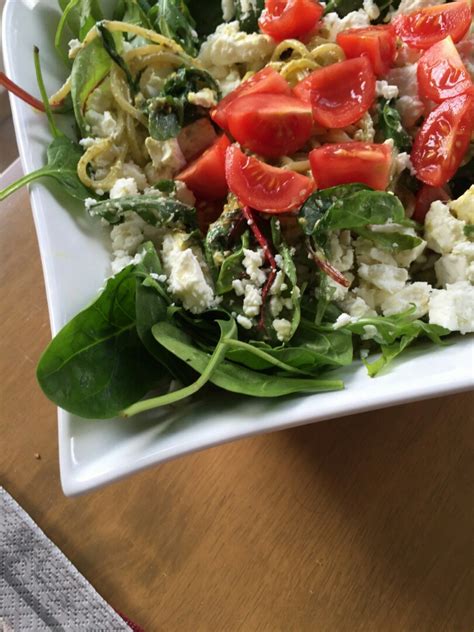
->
[417, 36, 473, 103]
[411, 93, 474, 187]
[258, 0, 324, 42]
[393, 1, 472, 50]
[176, 135, 231, 201]
[211, 67, 291, 131]
[294, 57, 376, 128]
[226, 93, 313, 158]
[413, 184, 451, 223]
[225, 144, 315, 213]
[309, 142, 392, 190]
[336, 25, 397, 77]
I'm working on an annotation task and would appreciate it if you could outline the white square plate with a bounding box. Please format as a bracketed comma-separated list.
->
[3, 0, 473, 496]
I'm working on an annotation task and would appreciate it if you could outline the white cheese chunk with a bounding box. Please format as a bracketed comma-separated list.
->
[272, 318, 292, 342]
[429, 282, 474, 334]
[424, 201, 466, 255]
[243, 284, 263, 317]
[188, 88, 218, 109]
[358, 263, 409, 294]
[376, 80, 399, 100]
[109, 177, 138, 200]
[381, 282, 431, 318]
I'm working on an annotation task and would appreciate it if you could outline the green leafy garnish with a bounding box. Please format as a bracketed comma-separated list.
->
[97, 22, 139, 94]
[56, 0, 103, 64]
[376, 98, 412, 151]
[151, 0, 199, 55]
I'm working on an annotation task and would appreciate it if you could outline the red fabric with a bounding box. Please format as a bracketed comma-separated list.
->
[116, 610, 146, 632]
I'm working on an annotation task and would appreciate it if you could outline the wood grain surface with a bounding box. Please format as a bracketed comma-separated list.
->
[1, 185, 473, 632]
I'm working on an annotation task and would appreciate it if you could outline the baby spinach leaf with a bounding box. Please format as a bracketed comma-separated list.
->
[299, 184, 370, 236]
[37, 266, 164, 419]
[0, 136, 93, 202]
[320, 190, 406, 232]
[135, 242, 197, 383]
[216, 247, 245, 295]
[148, 321, 344, 399]
[464, 224, 474, 238]
[151, 0, 199, 55]
[163, 67, 221, 100]
[56, 0, 103, 62]
[355, 226, 422, 251]
[71, 37, 112, 135]
[114, 0, 153, 28]
[123, 318, 238, 415]
[87, 194, 198, 229]
[376, 98, 412, 151]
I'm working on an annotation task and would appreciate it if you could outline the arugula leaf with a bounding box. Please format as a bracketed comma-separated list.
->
[37, 266, 165, 419]
[376, 98, 412, 151]
[87, 194, 198, 229]
[343, 310, 450, 376]
[299, 184, 370, 236]
[97, 23, 138, 94]
[0, 136, 93, 202]
[151, 0, 199, 55]
[71, 38, 112, 135]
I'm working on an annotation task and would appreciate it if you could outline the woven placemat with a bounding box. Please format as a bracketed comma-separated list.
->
[0, 487, 132, 631]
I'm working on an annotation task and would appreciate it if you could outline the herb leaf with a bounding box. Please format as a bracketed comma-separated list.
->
[376, 98, 412, 151]
[147, 95, 184, 140]
[235, 0, 265, 33]
[97, 22, 138, 94]
[37, 266, 165, 419]
[87, 194, 198, 229]
[152, 0, 199, 55]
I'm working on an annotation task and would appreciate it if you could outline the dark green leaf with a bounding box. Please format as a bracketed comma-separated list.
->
[87, 193, 198, 229]
[376, 98, 412, 151]
[153, 0, 199, 55]
[71, 37, 112, 135]
[299, 184, 370, 236]
[56, 0, 103, 63]
[97, 22, 138, 94]
[185, 0, 223, 38]
[0, 136, 93, 202]
[147, 95, 184, 140]
[235, 0, 265, 33]
[464, 224, 474, 238]
[355, 226, 422, 251]
[37, 266, 164, 419]
[319, 190, 405, 232]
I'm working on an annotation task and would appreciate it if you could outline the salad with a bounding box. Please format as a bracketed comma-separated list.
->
[1, 0, 473, 420]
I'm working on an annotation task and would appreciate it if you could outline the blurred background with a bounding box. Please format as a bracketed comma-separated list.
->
[0, 0, 20, 172]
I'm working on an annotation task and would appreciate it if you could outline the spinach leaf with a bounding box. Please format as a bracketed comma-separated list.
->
[278, 241, 302, 339]
[71, 37, 112, 135]
[163, 67, 221, 100]
[299, 184, 370, 236]
[185, 0, 223, 38]
[216, 244, 245, 294]
[97, 22, 138, 94]
[87, 194, 198, 229]
[135, 242, 197, 383]
[151, 0, 199, 55]
[123, 318, 238, 415]
[464, 224, 474, 238]
[376, 98, 412, 151]
[320, 190, 406, 232]
[355, 226, 422, 251]
[114, 0, 153, 28]
[152, 321, 343, 397]
[323, 0, 398, 19]
[56, 0, 103, 62]
[37, 266, 165, 419]
[0, 136, 93, 202]
[235, 0, 265, 33]
[343, 311, 450, 376]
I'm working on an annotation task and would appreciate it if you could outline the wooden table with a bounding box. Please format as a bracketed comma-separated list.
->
[1, 179, 473, 632]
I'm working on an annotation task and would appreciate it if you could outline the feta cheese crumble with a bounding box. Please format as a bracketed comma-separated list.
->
[272, 318, 292, 342]
[429, 282, 474, 334]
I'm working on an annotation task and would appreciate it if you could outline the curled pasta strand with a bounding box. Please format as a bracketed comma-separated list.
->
[110, 65, 148, 126]
[280, 58, 319, 84]
[271, 39, 309, 62]
[49, 77, 71, 106]
[78, 138, 125, 191]
[280, 157, 311, 173]
[309, 43, 345, 67]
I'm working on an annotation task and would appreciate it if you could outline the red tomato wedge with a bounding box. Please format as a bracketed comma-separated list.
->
[336, 25, 397, 77]
[309, 142, 392, 190]
[176, 135, 231, 201]
[413, 184, 450, 223]
[258, 0, 324, 42]
[294, 57, 376, 128]
[411, 93, 474, 187]
[211, 68, 291, 130]
[226, 93, 313, 158]
[417, 36, 473, 103]
[225, 144, 315, 213]
[393, 1, 472, 50]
